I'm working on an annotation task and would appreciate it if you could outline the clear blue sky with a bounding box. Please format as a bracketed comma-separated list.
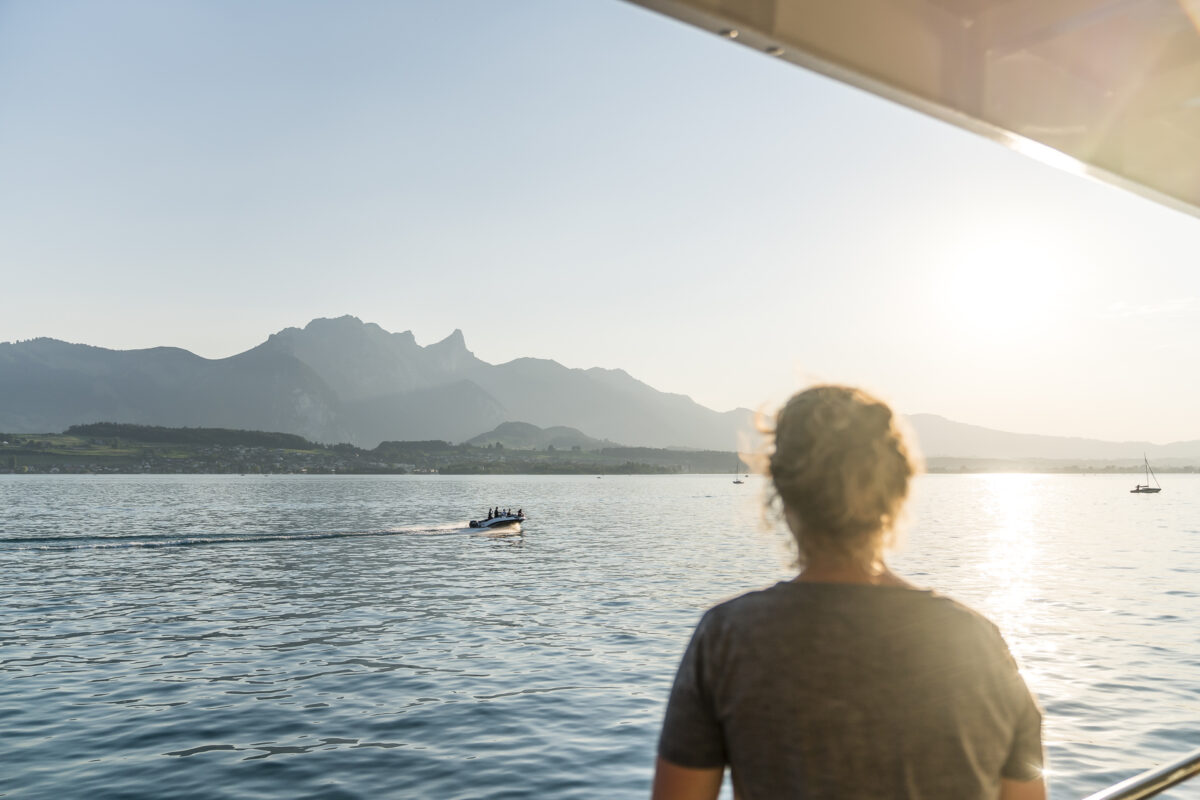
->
[2, 0, 1198, 442]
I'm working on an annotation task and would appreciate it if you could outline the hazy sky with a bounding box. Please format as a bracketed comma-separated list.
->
[2, 0, 1198, 443]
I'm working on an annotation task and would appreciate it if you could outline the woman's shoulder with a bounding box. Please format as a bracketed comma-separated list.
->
[694, 582, 797, 634]
[702, 580, 805, 617]
[703, 582, 1006, 642]
[916, 589, 1009, 639]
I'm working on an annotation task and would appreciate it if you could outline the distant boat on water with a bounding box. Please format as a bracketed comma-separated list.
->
[1131, 454, 1161, 494]
[469, 509, 525, 529]
[733, 458, 744, 485]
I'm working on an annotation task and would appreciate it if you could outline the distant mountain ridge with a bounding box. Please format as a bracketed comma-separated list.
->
[0, 316, 754, 449]
[906, 414, 1200, 464]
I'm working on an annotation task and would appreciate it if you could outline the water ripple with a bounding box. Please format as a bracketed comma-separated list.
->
[2, 474, 1199, 798]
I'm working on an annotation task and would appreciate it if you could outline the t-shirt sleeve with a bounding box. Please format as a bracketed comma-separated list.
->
[1001, 675, 1044, 782]
[657, 611, 727, 769]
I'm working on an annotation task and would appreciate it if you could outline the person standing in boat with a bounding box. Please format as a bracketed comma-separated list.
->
[652, 385, 1045, 800]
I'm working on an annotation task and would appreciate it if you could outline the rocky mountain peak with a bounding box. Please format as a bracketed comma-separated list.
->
[425, 329, 478, 371]
[430, 328, 467, 351]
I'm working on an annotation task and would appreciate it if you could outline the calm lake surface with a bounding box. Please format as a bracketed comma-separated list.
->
[2, 473, 1198, 799]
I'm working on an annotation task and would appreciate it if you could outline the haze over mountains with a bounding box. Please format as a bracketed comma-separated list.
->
[0, 316, 754, 449]
[2, 315, 1198, 462]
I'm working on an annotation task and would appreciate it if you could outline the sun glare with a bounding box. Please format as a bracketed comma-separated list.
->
[936, 236, 1066, 345]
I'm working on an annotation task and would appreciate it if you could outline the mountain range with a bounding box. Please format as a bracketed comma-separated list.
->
[0, 316, 754, 449]
[3, 315, 1199, 462]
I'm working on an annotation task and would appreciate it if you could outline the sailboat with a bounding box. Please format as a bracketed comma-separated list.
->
[732, 457, 744, 484]
[1130, 454, 1162, 494]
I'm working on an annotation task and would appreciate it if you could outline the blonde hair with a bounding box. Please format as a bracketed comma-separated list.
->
[766, 385, 919, 568]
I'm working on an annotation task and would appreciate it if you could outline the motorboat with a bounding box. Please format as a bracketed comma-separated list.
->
[469, 511, 525, 529]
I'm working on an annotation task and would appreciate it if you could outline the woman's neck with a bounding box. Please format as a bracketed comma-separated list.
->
[796, 557, 913, 588]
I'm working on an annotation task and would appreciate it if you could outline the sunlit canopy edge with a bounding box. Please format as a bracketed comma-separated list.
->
[623, 0, 1200, 220]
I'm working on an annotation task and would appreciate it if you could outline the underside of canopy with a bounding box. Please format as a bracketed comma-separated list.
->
[624, 0, 1200, 218]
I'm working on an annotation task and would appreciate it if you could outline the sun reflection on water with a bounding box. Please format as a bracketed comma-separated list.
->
[976, 474, 1039, 639]
[959, 473, 1069, 709]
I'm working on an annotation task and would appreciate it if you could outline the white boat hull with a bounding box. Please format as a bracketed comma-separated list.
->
[469, 515, 525, 529]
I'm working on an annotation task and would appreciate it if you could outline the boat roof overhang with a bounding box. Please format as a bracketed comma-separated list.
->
[622, 0, 1200, 219]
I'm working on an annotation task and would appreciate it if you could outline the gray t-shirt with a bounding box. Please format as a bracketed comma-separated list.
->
[659, 582, 1043, 799]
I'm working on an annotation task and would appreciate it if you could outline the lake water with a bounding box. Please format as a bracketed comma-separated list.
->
[2, 473, 1198, 799]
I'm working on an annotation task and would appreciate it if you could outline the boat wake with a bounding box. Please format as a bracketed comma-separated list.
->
[1, 523, 472, 552]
